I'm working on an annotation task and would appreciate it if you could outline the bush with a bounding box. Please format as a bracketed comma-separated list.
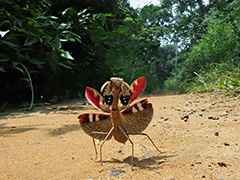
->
[185, 63, 240, 96]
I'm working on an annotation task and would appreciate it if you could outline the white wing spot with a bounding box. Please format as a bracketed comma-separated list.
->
[132, 107, 138, 113]
[95, 115, 99, 121]
[137, 103, 144, 111]
[89, 114, 93, 122]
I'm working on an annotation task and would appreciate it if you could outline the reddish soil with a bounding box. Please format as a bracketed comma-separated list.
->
[0, 93, 239, 179]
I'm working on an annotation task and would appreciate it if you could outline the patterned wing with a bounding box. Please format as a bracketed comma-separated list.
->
[121, 99, 153, 133]
[78, 113, 113, 140]
[129, 77, 147, 103]
[85, 87, 111, 113]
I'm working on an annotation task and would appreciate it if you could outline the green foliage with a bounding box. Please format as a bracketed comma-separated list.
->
[185, 2, 240, 69]
[164, 61, 193, 92]
[1, 0, 240, 107]
[92, 4, 177, 92]
[92, 15, 161, 92]
[0, 0, 113, 104]
[185, 63, 240, 96]
[164, 1, 240, 95]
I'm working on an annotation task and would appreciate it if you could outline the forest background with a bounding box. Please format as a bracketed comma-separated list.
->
[0, 0, 239, 109]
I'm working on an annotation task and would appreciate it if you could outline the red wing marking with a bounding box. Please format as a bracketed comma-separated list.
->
[79, 113, 110, 123]
[121, 99, 153, 133]
[121, 99, 151, 114]
[129, 77, 147, 103]
[85, 87, 111, 113]
[78, 113, 113, 140]
[85, 87, 102, 110]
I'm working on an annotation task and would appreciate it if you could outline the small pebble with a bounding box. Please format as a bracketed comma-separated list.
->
[163, 124, 170, 129]
[181, 114, 189, 122]
[218, 162, 227, 167]
[117, 150, 122, 153]
[223, 142, 230, 146]
[215, 132, 219, 136]
[108, 170, 125, 177]
[208, 116, 219, 120]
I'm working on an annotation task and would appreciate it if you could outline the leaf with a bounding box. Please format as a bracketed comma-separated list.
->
[0, 67, 6, 72]
[62, 8, 70, 16]
[13, 65, 24, 73]
[54, 36, 61, 49]
[60, 51, 74, 60]
[105, 13, 114, 17]
[62, 7, 77, 16]
[0, 30, 10, 38]
[0, 40, 18, 47]
[43, 0, 51, 6]
[24, 37, 38, 46]
[78, 9, 87, 16]
[68, 37, 75, 42]
[23, 78, 30, 83]
[12, 61, 19, 66]
[0, 58, 10, 62]
[12, 16, 23, 27]
[74, 37, 82, 43]
[49, 16, 58, 19]
[0, 20, 11, 27]
[99, 13, 107, 26]
[58, 62, 72, 69]
[29, 58, 46, 65]
[65, 60, 75, 66]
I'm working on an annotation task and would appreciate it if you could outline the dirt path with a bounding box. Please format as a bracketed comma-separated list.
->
[0, 93, 239, 180]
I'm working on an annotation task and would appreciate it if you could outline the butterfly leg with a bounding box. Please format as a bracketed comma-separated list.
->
[118, 126, 134, 171]
[128, 133, 162, 152]
[99, 127, 115, 167]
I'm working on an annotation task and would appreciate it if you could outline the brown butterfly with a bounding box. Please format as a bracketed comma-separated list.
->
[78, 77, 160, 170]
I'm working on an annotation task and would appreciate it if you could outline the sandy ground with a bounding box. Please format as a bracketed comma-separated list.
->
[0, 93, 239, 180]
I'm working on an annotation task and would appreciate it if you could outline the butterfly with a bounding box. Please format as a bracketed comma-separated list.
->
[78, 77, 160, 170]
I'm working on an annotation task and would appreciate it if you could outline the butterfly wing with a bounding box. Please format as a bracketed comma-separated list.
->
[85, 87, 111, 113]
[129, 77, 147, 103]
[121, 99, 153, 133]
[78, 113, 113, 140]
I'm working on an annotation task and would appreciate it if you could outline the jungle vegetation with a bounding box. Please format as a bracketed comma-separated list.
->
[0, 0, 239, 108]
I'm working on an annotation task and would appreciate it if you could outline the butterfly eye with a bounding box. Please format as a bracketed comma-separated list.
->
[120, 95, 130, 105]
[104, 95, 113, 105]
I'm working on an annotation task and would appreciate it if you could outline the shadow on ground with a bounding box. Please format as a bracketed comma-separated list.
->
[47, 124, 81, 136]
[100, 154, 177, 170]
[0, 123, 39, 135]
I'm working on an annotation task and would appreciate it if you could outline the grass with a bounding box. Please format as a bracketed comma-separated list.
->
[185, 63, 240, 96]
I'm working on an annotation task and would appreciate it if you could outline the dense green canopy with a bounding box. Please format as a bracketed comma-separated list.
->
[0, 0, 239, 108]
